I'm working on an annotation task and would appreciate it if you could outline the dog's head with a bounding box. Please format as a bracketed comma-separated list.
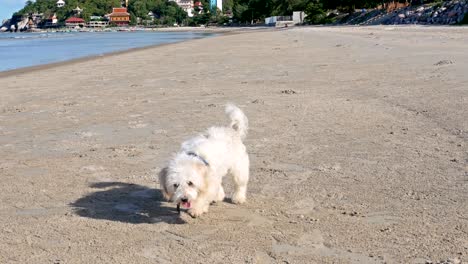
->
[159, 158, 207, 209]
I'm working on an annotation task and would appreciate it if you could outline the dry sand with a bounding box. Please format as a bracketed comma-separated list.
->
[0, 26, 467, 263]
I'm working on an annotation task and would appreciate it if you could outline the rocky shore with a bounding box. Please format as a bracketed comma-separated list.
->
[379, 0, 468, 25]
[345, 0, 468, 25]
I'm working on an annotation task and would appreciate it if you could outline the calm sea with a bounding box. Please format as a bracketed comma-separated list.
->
[0, 31, 213, 72]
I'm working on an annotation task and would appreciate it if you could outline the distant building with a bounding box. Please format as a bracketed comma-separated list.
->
[210, 0, 222, 11]
[292, 11, 306, 24]
[109, 7, 130, 25]
[87, 21, 109, 28]
[147, 11, 155, 20]
[44, 13, 59, 28]
[73, 6, 83, 15]
[265, 13, 305, 27]
[65, 17, 85, 28]
[56, 0, 65, 8]
[171, 0, 194, 17]
[194, 1, 203, 15]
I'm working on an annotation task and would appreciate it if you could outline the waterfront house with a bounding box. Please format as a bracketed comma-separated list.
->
[109, 7, 130, 26]
[65, 17, 85, 28]
[44, 13, 59, 28]
[87, 20, 109, 28]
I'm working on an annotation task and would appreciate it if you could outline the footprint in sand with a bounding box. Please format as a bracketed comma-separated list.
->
[80, 165, 111, 178]
[223, 208, 273, 227]
[128, 120, 148, 129]
[272, 229, 382, 263]
[76, 131, 97, 138]
[285, 198, 319, 217]
[365, 211, 400, 225]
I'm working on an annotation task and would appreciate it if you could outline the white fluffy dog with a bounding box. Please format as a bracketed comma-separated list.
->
[159, 104, 249, 218]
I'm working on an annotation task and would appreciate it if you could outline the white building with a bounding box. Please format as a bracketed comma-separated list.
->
[87, 21, 109, 28]
[56, 0, 65, 8]
[171, 0, 194, 17]
[51, 13, 58, 24]
[73, 6, 83, 15]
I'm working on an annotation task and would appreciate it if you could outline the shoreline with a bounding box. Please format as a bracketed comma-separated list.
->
[0, 28, 258, 78]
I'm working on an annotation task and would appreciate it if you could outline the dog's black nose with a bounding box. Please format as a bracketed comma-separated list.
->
[181, 198, 188, 203]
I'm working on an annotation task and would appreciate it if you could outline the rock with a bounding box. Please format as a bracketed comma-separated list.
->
[434, 60, 454, 66]
[448, 11, 458, 17]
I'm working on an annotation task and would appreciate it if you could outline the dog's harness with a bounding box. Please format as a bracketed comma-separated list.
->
[186, 151, 210, 166]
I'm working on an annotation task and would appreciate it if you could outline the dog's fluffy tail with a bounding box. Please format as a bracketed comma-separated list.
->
[225, 103, 248, 139]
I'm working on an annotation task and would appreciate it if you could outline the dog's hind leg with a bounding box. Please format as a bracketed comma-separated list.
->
[231, 154, 249, 204]
[216, 185, 225, 202]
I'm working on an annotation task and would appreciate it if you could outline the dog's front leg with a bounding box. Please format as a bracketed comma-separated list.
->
[188, 196, 209, 218]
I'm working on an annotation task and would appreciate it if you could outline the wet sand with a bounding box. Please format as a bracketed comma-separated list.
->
[0, 26, 467, 263]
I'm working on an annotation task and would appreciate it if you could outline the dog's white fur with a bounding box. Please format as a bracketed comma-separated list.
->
[159, 104, 249, 217]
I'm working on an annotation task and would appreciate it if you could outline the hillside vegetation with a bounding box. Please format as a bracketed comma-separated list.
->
[13, 0, 445, 25]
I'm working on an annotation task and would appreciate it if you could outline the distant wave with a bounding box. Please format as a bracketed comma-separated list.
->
[0, 32, 77, 41]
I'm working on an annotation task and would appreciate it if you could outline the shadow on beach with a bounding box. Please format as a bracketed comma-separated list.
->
[71, 182, 185, 224]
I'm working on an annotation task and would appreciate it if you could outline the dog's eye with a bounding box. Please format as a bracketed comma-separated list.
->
[187, 181, 194, 186]
[173, 183, 179, 188]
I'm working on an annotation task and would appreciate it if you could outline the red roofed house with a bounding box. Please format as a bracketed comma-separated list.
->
[194, 1, 203, 9]
[109, 7, 130, 25]
[194, 1, 203, 15]
[65, 17, 85, 28]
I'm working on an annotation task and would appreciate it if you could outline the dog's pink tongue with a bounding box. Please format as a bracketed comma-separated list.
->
[181, 202, 191, 208]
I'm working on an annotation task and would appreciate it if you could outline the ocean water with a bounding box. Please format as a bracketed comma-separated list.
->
[0, 31, 213, 72]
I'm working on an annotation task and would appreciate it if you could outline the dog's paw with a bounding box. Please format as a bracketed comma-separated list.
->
[188, 208, 204, 218]
[232, 193, 246, 204]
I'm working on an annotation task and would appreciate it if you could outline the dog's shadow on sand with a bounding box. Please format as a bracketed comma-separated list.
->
[71, 182, 185, 224]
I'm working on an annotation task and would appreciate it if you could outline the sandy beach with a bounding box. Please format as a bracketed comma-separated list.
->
[0, 26, 467, 263]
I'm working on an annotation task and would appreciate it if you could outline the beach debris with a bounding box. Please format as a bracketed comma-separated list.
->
[342, 211, 361, 217]
[380, 227, 392, 232]
[281, 89, 297, 95]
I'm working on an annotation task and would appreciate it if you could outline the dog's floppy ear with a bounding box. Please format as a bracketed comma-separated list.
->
[159, 167, 170, 200]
